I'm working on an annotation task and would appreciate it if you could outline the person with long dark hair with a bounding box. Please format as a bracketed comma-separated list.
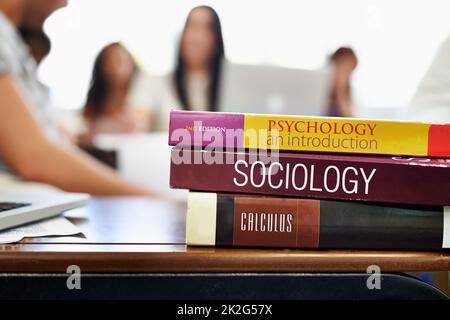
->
[174, 5, 224, 111]
[127, 6, 225, 130]
[81, 42, 151, 144]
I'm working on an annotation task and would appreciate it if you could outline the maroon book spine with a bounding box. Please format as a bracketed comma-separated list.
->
[170, 149, 450, 205]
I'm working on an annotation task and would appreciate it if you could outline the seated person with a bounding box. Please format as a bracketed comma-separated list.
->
[19, 26, 51, 65]
[127, 5, 225, 131]
[327, 47, 358, 117]
[80, 43, 151, 145]
[0, 0, 154, 196]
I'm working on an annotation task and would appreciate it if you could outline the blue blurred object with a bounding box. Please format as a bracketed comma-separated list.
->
[409, 272, 434, 285]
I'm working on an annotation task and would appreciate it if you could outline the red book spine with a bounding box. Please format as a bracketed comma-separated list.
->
[170, 149, 450, 205]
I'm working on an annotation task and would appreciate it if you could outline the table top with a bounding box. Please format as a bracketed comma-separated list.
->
[0, 197, 448, 273]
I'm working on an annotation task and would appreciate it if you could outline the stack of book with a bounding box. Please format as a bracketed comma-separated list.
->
[168, 110, 450, 250]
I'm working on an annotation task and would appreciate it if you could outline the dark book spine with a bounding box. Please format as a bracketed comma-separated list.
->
[170, 149, 450, 205]
[187, 193, 448, 250]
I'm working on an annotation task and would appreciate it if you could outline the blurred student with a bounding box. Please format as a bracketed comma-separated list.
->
[128, 5, 225, 130]
[19, 27, 50, 65]
[80, 43, 151, 145]
[327, 47, 358, 117]
[0, 0, 154, 196]
[174, 5, 224, 111]
[409, 36, 450, 120]
[20, 26, 82, 146]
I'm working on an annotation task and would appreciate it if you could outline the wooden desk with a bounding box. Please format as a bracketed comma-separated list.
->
[0, 197, 448, 274]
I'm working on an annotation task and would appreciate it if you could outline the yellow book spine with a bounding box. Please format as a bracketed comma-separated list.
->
[243, 114, 431, 155]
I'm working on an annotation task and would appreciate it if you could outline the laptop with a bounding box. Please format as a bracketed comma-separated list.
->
[219, 62, 331, 116]
[0, 192, 89, 231]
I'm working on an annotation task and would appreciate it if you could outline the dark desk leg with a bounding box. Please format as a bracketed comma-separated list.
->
[0, 273, 447, 300]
